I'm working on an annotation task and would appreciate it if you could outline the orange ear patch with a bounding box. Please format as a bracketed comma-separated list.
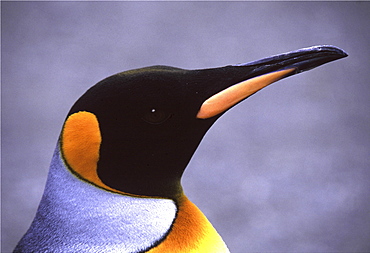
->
[61, 111, 120, 193]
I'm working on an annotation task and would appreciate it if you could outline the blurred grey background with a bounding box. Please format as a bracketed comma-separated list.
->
[2, 1, 370, 252]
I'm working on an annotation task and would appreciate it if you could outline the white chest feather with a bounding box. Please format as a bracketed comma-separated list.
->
[15, 146, 177, 253]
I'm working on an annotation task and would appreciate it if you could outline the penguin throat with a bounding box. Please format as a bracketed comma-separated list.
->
[96, 151, 187, 199]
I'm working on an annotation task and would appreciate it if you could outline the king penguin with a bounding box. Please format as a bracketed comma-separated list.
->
[14, 45, 347, 253]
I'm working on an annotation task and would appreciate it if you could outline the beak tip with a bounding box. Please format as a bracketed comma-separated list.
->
[286, 45, 348, 73]
[321, 45, 348, 57]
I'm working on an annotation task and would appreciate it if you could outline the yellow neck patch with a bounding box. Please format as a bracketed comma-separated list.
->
[148, 195, 229, 253]
[61, 111, 122, 194]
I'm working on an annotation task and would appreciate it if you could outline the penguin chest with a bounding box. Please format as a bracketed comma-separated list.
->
[149, 196, 230, 253]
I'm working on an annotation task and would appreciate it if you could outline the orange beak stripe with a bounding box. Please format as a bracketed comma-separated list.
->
[197, 68, 295, 119]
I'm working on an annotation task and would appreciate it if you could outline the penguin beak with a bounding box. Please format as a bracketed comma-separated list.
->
[197, 45, 348, 119]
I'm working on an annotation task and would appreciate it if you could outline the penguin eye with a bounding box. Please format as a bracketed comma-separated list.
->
[142, 108, 171, 124]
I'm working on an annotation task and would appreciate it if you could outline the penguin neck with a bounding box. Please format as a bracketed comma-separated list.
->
[18, 145, 229, 252]
[23, 145, 178, 252]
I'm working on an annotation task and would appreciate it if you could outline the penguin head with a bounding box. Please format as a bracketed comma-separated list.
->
[60, 45, 347, 199]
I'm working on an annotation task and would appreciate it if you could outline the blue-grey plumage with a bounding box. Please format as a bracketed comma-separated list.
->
[14, 144, 177, 253]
